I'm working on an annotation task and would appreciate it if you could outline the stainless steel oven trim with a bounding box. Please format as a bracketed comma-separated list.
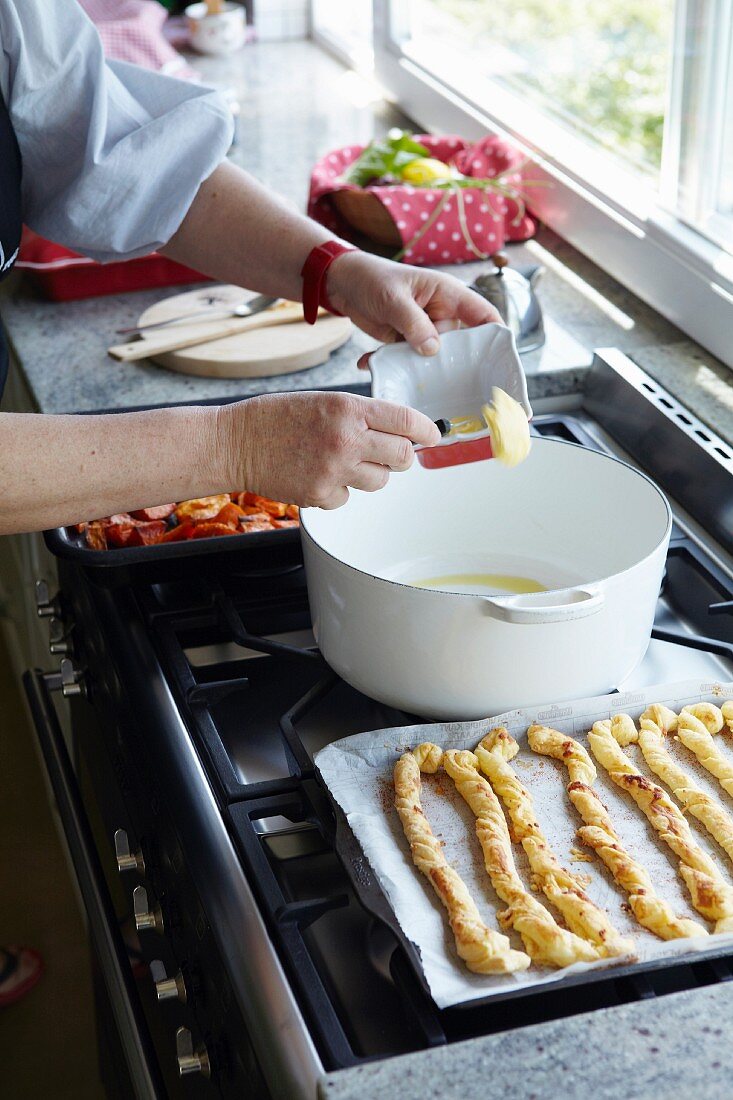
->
[23, 668, 165, 1100]
[100, 588, 325, 1100]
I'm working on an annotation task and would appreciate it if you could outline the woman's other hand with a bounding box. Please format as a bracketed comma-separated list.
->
[218, 391, 440, 510]
[325, 251, 501, 357]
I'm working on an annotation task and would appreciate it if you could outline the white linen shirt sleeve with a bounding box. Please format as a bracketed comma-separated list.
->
[0, 0, 234, 261]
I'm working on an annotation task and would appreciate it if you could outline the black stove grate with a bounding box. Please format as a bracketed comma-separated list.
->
[136, 414, 733, 1072]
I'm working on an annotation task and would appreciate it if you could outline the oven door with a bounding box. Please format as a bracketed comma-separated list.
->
[23, 668, 165, 1100]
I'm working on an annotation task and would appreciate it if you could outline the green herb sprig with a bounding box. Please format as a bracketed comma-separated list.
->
[342, 129, 431, 187]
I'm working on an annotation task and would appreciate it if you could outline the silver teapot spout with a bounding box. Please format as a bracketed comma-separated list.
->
[469, 252, 545, 355]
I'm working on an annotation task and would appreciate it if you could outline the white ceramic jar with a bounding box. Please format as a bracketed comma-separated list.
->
[186, 2, 246, 55]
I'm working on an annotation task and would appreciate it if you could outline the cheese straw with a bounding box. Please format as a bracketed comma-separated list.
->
[443, 748, 601, 966]
[394, 744, 530, 975]
[475, 727, 633, 957]
[528, 722, 707, 940]
[589, 715, 733, 934]
[637, 704, 733, 868]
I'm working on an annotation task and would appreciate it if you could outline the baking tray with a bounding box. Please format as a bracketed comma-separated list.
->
[43, 382, 371, 587]
[44, 516, 303, 588]
[316, 678, 733, 1012]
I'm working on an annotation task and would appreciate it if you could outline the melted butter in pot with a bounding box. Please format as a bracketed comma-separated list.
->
[410, 573, 547, 595]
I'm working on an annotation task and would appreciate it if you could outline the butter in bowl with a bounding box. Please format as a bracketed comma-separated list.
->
[369, 321, 533, 468]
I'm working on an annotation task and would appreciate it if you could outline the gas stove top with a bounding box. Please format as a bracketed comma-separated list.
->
[41, 349, 733, 1099]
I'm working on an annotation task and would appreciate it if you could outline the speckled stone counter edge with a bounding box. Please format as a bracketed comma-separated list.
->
[318, 979, 733, 1100]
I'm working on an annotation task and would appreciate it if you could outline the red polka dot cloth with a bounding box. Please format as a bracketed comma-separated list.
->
[308, 134, 535, 265]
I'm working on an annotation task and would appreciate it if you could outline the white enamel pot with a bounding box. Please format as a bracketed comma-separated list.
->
[300, 439, 672, 720]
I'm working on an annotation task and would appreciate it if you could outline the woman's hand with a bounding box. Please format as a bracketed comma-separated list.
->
[218, 390, 440, 509]
[325, 250, 501, 356]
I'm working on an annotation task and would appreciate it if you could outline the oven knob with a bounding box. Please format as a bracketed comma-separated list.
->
[133, 885, 164, 933]
[114, 829, 145, 875]
[49, 617, 72, 656]
[35, 579, 60, 618]
[176, 1028, 210, 1078]
[60, 657, 85, 698]
[150, 959, 187, 1004]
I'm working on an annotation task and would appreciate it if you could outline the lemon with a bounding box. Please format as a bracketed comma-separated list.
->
[401, 157, 454, 184]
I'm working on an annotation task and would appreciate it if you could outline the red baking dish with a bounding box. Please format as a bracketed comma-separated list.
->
[16, 227, 210, 302]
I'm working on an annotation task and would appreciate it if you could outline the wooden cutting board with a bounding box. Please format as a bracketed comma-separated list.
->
[135, 285, 352, 378]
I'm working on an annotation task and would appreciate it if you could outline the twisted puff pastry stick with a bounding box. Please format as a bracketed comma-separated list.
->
[637, 704, 733, 868]
[722, 701, 733, 732]
[589, 716, 733, 933]
[675, 703, 733, 797]
[394, 744, 530, 974]
[475, 728, 633, 958]
[442, 749, 600, 966]
[528, 723, 706, 940]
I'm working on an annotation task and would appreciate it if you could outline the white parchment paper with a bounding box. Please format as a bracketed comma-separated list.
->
[315, 678, 733, 1009]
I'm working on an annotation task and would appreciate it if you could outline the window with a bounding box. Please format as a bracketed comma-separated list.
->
[400, 0, 674, 181]
[309, 0, 733, 365]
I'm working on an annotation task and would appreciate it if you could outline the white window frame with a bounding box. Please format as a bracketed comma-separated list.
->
[366, 0, 733, 369]
[310, 0, 374, 72]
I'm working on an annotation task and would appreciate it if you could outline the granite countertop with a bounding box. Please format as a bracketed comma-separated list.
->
[1, 40, 731, 446]
[319, 981, 733, 1100]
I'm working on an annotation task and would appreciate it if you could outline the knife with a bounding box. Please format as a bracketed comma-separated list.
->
[115, 293, 279, 336]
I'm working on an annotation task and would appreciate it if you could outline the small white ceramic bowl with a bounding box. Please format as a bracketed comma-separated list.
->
[369, 322, 532, 468]
[186, 2, 246, 56]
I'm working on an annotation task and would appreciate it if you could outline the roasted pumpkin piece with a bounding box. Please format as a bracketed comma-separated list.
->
[190, 521, 240, 539]
[158, 521, 195, 543]
[211, 502, 246, 529]
[240, 512, 273, 524]
[105, 523, 138, 548]
[240, 518, 275, 532]
[130, 520, 168, 545]
[255, 497, 288, 518]
[130, 504, 177, 521]
[234, 491, 260, 508]
[175, 495, 230, 523]
[271, 519, 299, 529]
[85, 521, 108, 550]
[285, 504, 299, 520]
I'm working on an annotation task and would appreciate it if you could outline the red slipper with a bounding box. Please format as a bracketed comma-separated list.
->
[0, 946, 44, 1008]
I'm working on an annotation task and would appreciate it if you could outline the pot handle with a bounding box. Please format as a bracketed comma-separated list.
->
[483, 586, 605, 624]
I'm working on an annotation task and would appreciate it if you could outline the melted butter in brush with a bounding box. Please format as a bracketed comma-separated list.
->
[411, 573, 547, 594]
[447, 387, 531, 467]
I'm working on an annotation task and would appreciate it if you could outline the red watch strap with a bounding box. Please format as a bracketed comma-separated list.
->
[300, 240, 355, 324]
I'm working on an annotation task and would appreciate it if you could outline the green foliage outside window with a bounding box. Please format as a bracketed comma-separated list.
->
[425, 0, 672, 173]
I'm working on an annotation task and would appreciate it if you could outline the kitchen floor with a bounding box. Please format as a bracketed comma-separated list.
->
[0, 636, 103, 1099]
